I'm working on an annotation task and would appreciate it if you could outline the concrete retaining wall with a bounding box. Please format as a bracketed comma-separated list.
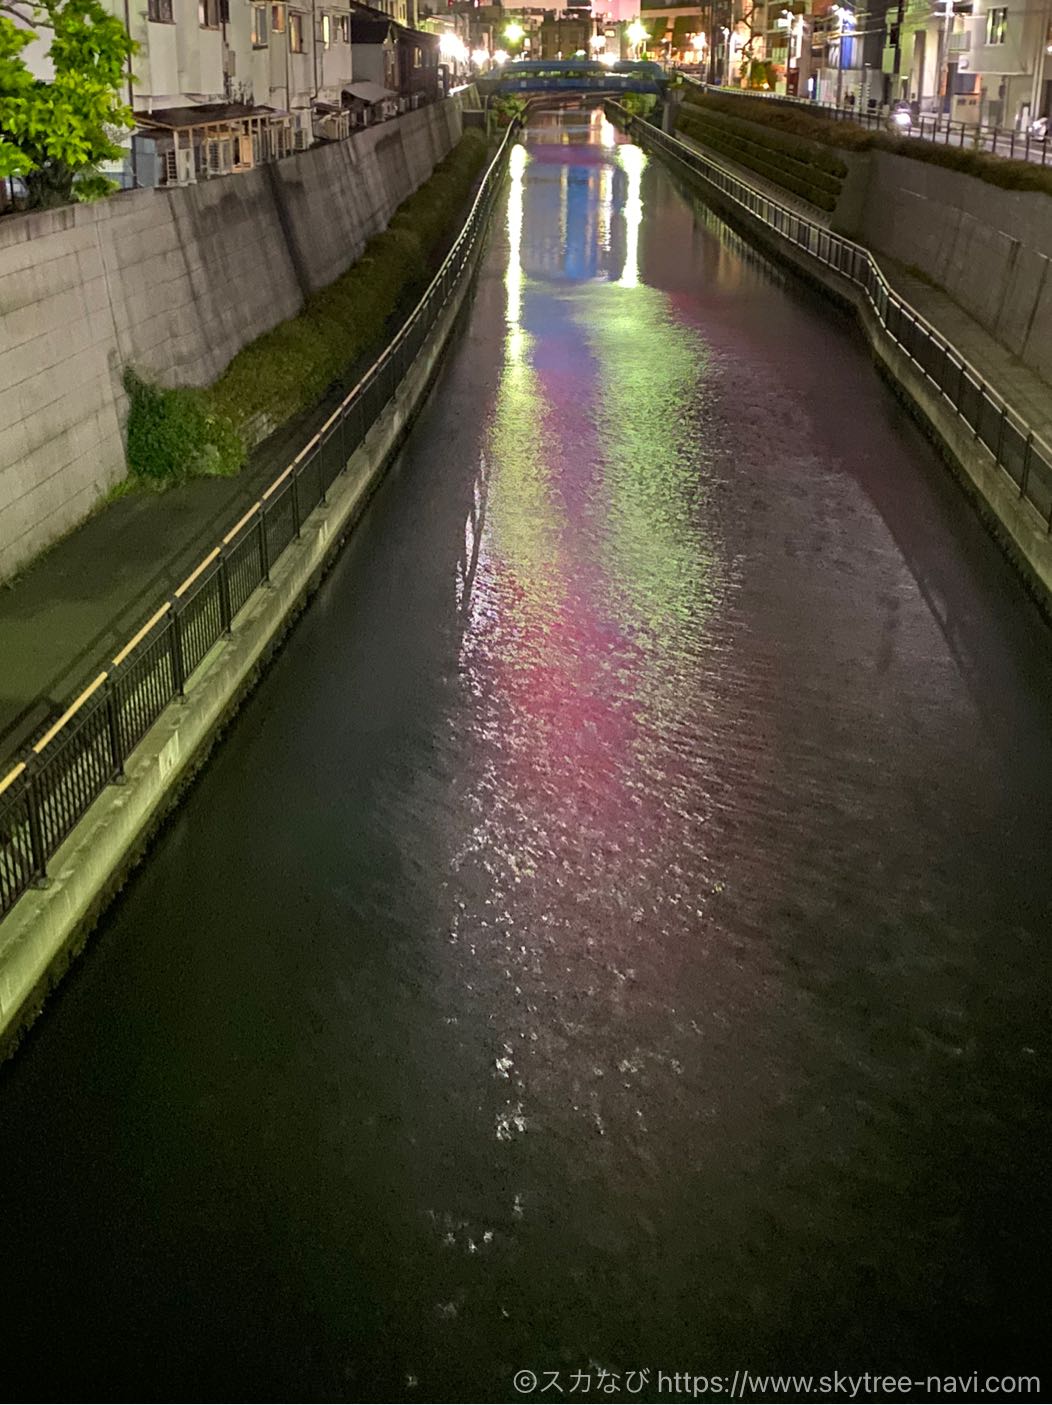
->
[840, 151, 1052, 386]
[0, 98, 466, 583]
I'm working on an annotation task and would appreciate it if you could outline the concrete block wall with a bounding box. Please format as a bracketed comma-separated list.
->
[0, 96, 465, 582]
[845, 152, 1052, 384]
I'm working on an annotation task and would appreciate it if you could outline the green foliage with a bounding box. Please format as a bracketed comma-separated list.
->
[0, 0, 134, 205]
[123, 369, 244, 484]
[128, 128, 492, 486]
[492, 95, 526, 126]
[73, 169, 117, 201]
[680, 86, 1052, 198]
[677, 101, 843, 211]
[621, 93, 658, 119]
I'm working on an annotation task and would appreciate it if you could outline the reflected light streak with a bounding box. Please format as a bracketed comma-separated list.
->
[597, 164, 612, 255]
[618, 144, 646, 289]
[506, 143, 527, 339]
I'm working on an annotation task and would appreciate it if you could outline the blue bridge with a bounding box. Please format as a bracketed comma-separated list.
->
[479, 58, 667, 98]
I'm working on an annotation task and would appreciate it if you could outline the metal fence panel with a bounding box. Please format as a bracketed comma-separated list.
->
[115, 624, 176, 755]
[35, 697, 115, 855]
[0, 779, 36, 919]
[179, 569, 225, 678]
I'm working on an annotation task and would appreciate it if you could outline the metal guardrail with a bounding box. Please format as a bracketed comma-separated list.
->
[680, 79, 1052, 168]
[621, 109, 1052, 525]
[0, 121, 518, 924]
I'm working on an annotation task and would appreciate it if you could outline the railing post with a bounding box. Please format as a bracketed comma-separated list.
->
[104, 676, 126, 783]
[1020, 432, 1033, 500]
[995, 405, 1007, 468]
[169, 597, 187, 698]
[258, 508, 270, 584]
[218, 551, 233, 635]
[24, 762, 49, 889]
[291, 470, 302, 539]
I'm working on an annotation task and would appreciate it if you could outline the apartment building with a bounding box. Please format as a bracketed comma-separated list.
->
[886, 0, 1052, 125]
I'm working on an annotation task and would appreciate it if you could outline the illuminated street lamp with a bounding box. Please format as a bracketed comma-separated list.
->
[493, 48, 509, 65]
[471, 47, 489, 68]
[505, 20, 525, 49]
[626, 18, 648, 56]
[589, 33, 606, 52]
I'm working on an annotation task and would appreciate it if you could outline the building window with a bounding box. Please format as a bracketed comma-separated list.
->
[147, 0, 173, 20]
[198, 0, 219, 27]
[289, 8, 305, 50]
[986, 6, 1006, 43]
[338, 13, 350, 41]
[272, 3, 285, 32]
[321, 12, 331, 46]
[413, 45, 421, 67]
[251, 2, 268, 45]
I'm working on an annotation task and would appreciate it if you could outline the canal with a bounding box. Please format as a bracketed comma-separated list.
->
[1, 110, 1051, 1401]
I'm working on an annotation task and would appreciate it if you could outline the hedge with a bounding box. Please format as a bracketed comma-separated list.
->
[678, 109, 842, 196]
[677, 108, 840, 211]
[680, 86, 1052, 197]
[125, 127, 492, 485]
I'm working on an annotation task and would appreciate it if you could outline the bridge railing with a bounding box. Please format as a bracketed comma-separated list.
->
[617, 107, 1052, 540]
[0, 121, 520, 925]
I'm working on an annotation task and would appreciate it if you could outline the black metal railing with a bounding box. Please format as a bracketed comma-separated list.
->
[0, 121, 518, 924]
[680, 79, 1052, 168]
[621, 109, 1052, 533]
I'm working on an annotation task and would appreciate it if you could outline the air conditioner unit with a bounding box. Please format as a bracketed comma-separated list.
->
[291, 110, 311, 148]
[175, 145, 196, 184]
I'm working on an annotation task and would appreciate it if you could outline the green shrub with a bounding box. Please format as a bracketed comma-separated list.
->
[126, 127, 493, 486]
[124, 369, 244, 483]
[677, 106, 841, 210]
[679, 86, 1052, 197]
[622, 93, 658, 119]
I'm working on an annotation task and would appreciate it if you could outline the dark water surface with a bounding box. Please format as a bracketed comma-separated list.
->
[2, 111, 1052, 1402]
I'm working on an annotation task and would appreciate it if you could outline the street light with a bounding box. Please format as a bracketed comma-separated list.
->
[627, 19, 648, 55]
[505, 20, 525, 46]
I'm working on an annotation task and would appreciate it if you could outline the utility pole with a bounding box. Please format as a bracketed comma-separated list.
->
[889, 0, 905, 103]
[935, 0, 953, 118]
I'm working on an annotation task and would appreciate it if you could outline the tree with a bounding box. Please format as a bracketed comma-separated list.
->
[734, 0, 765, 86]
[0, 0, 135, 207]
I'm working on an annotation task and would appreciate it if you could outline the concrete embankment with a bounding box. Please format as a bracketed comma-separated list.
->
[630, 114, 1052, 619]
[0, 97, 472, 580]
[0, 162, 501, 1053]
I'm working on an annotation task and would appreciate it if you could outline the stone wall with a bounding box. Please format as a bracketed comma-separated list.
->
[0, 97, 466, 581]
